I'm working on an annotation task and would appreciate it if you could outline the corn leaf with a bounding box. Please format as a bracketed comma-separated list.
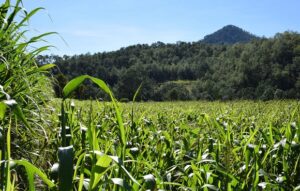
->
[14, 160, 55, 189]
[62, 75, 89, 99]
[0, 102, 7, 120]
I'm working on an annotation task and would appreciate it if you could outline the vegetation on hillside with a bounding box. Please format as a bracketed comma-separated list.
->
[202, 25, 258, 44]
[39, 31, 300, 101]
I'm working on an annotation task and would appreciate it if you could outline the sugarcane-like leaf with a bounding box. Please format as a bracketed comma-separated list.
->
[0, 102, 7, 120]
[62, 75, 89, 99]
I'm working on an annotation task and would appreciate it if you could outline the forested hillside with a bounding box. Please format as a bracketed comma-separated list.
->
[38, 30, 300, 101]
[202, 25, 259, 44]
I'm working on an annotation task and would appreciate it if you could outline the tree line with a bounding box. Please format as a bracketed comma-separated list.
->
[37, 31, 300, 101]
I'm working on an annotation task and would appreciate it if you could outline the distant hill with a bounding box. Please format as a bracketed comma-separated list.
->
[202, 25, 259, 44]
[39, 29, 300, 101]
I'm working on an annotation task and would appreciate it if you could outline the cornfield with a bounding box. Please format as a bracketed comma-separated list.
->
[0, 0, 300, 190]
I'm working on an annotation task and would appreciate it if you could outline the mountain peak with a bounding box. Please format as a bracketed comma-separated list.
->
[202, 25, 259, 44]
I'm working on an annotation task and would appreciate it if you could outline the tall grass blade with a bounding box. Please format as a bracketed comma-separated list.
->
[12, 104, 34, 134]
[37, 63, 56, 72]
[133, 82, 142, 102]
[0, 102, 7, 120]
[13, 7, 44, 33]
[0, 1, 10, 27]
[89, 76, 126, 147]
[4, 0, 21, 31]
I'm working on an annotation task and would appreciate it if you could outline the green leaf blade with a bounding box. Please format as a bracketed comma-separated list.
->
[62, 75, 89, 99]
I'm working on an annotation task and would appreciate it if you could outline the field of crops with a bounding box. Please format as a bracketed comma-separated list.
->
[31, 99, 298, 190]
[1, 1, 300, 190]
[1, 75, 300, 190]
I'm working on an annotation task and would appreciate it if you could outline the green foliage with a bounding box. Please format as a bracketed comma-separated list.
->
[202, 25, 258, 44]
[46, 99, 300, 190]
[14, 160, 55, 190]
[63, 75, 90, 99]
[43, 30, 300, 101]
[155, 81, 192, 101]
[1, 1, 300, 190]
[0, 0, 55, 189]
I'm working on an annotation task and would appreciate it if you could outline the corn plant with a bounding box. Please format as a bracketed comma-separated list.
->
[60, 100, 299, 190]
[49, 75, 140, 190]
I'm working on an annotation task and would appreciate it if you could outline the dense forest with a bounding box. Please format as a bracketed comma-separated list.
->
[37, 26, 300, 101]
[202, 25, 259, 44]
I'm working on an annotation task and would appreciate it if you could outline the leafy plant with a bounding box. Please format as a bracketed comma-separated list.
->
[0, 0, 55, 189]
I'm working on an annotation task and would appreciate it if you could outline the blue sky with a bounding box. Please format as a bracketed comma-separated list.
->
[22, 0, 300, 55]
